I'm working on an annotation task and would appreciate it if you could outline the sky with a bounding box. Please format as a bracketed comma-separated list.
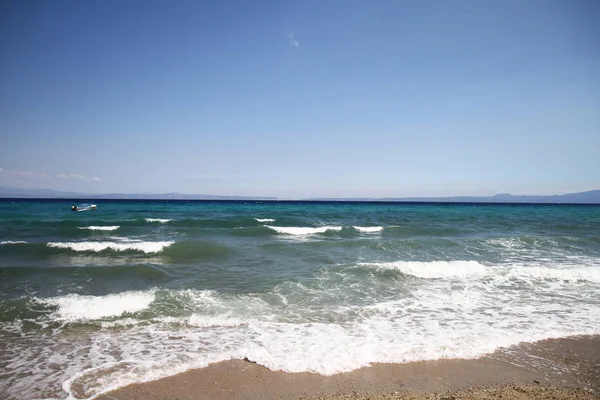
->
[1, 0, 599, 198]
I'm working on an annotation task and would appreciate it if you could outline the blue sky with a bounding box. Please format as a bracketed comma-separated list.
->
[1, 0, 598, 198]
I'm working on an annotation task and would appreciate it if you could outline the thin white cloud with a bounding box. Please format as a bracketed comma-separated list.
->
[56, 173, 101, 182]
[287, 33, 300, 49]
[0, 168, 100, 182]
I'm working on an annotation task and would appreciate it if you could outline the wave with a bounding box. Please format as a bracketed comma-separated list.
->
[1, 240, 231, 262]
[40, 290, 156, 322]
[487, 235, 600, 250]
[506, 265, 600, 283]
[28, 288, 243, 325]
[145, 218, 171, 223]
[97, 315, 246, 329]
[353, 226, 383, 233]
[4, 265, 600, 400]
[1, 240, 28, 245]
[153, 314, 246, 328]
[16, 282, 600, 400]
[265, 225, 343, 236]
[78, 226, 120, 231]
[357, 259, 600, 283]
[255, 218, 275, 223]
[47, 241, 175, 254]
[487, 236, 549, 248]
[358, 260, 487, 279]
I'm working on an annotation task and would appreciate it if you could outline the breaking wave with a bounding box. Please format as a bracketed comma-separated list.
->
[78, 226, 120, 231]
[47, 241, 175, 254]
[358, 260, 488, 279]
[265, 225, 343, 236]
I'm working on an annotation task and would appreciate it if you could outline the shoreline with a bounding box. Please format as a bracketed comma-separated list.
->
[98, 335, 600, 400]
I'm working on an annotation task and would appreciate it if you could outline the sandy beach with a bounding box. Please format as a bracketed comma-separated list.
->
[97, 335, 600, 400]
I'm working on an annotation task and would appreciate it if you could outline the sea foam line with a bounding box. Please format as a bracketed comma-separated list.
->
[255, 218, 276, 223]
[78, 226, 120, 231]
[145, 218, 171, 223]
[359, 260, 488, 279]
[47, 241, 174, 253]
[8, 272, 600, 400]
[353, 226, 383, 233]
[58, 304, 600, 399]
[506, 265, 600, 283]
[359, 260, 600, 283]
[265, 225, 343, 236]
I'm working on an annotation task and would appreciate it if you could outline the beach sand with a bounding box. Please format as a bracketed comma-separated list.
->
[98, 335, 600, 400]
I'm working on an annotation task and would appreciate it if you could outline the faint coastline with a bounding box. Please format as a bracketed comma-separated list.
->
[0, 187, 599, 203]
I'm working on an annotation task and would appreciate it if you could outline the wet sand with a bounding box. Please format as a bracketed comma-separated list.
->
[99, 335, 600, 400]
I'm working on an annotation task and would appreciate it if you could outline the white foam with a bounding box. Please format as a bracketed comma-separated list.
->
[145, 218, 171, 223]
[78, 226, 120, 231]
[353, 226, 383, 233]
[5, 270, 600, 400]
[1, 240, 27, 244]
[100, 318, 144, 328]
[265, 225, 342, 236]
[158, 315, 246, 328]
[359, 260, 487, 279]
[42, 290, 156, 321]
[506, 265, 600, 283]
[255, 218, 276, 222]
[47, 241, 174, 253]
[487, 237, 523, 248]
[107, 236, 139, 242]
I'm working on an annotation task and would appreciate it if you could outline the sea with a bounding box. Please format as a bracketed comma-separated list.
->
[1, 199, 599, 400]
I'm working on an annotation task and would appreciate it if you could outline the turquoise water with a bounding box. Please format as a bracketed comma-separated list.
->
[1, 200, 600, 399]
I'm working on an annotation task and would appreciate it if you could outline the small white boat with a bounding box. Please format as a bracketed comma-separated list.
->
[71, 204, 97, 212]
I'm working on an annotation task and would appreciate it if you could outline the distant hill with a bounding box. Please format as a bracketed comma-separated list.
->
[0, 187, 598, 203]
[306, 190, 600, 204]
[0, 187, 277, 201]
[0, 187, 89, 198]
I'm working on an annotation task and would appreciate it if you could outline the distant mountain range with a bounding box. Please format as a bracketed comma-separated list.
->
[0, 187, 277, 201]
[307, 190, 600, 204]
[0, 187, 599, 203]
